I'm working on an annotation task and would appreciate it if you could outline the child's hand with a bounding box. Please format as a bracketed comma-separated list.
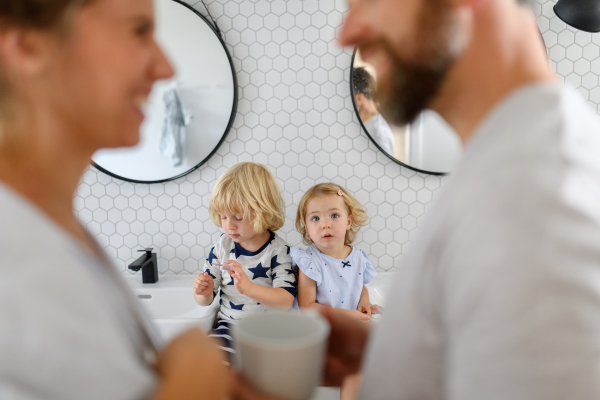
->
[342, 309, 371, 323]
[357, 300, 373, 317]
[193, 272, 214, 296]
[227, 260, 254, 296]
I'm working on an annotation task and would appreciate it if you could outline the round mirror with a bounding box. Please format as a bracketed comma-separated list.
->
[92, 0, 237, 183]
[350, 48, 462, 175]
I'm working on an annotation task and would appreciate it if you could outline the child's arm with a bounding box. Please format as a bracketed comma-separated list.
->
[193, 245, 223, 306]
[193, 272, 215, 306]
[297, 269, 321, 309]
[356, 286, 372, 316]
[228, 261, 294, 309]
[298, 270, 370, 322]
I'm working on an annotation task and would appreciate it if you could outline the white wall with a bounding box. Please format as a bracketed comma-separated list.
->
[75, 0, 446, 274]
[75, 0, 583, 275]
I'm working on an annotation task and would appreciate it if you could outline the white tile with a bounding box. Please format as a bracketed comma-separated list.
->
[248, 14, 263, 31]
[293, 12, 310, 30]
[566, 44, 582, 61]
[240, 1, 255, 18]
[168, 232, 183, 247]
[264, 14, 278, 30]
[566, 72, 582, 88]
[575, 31, 592, 46]
[79, 0, 489, 273]
[402, 215, 417, 231]
[255, 0, 270, 17]
[574, 59, 591, 76]
[549, 15, 567, 33]
[223, 2, 239, 18]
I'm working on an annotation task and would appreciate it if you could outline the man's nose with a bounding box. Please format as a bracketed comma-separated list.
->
[338, 5, 370, 48]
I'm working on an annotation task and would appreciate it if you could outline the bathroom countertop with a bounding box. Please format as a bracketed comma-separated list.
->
[124, 271, 398, 297]
[123, 273, 198, 290]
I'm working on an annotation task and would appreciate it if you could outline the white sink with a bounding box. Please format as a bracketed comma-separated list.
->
[124, 272, 397, 343]
[124, 274, 219, 342]
[366, 272, 395, 309]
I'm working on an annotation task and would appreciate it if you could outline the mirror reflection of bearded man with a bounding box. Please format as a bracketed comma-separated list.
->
[353, 67, 395, 155]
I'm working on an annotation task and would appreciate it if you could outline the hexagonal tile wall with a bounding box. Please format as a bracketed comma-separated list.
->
[84, 0, 577, 276]
[537, 0, 600, 110]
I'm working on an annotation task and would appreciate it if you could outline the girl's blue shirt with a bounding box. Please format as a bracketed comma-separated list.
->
[291, 244, 377, 310]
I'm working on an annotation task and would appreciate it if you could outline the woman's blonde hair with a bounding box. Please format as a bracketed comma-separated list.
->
[209, 162, 285, 234]
[295, 183, 368, 246]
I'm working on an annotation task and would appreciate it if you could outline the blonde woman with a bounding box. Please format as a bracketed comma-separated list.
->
[193, 162, 296, 362]
[0, 0, 230, 399]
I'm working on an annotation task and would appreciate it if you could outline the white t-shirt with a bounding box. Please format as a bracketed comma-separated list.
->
[0, 183, 158, 400]
[359, 83, 600, 400]
[204, 231, 296, 321]
[363, 113, 395, 155]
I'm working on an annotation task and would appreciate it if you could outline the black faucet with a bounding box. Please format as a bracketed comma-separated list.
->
[128, 248, 158, 284]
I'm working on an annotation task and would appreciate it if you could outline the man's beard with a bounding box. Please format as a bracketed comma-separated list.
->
[366, 0, 465, 126]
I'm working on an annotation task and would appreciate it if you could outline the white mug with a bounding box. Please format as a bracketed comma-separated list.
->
[233, 310, 330, 400]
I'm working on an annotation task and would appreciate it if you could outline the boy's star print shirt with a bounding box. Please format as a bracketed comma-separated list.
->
[204, 231, 296, 321]
[291, 244, 376, 310]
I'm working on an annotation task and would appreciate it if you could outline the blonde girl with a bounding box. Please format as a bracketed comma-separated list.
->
[292, 182, 378, 319]
[193, 162, 296, 361]
[291, 183, 379, 399]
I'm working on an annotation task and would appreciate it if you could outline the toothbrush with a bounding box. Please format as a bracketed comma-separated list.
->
[212, 262, 233, 272]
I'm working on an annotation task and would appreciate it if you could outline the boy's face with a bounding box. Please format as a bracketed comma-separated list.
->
[305, 195, 352, 254]
[220, 210, 259, 247]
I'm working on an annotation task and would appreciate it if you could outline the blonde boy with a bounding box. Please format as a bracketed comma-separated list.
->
[193, 162, 296, 360]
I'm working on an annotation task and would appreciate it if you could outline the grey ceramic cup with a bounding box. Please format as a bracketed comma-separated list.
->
[233, 310, 330, 400]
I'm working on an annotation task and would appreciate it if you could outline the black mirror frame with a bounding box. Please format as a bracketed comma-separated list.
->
[92, 0, 238, 184]
[349, 48, 447, 176]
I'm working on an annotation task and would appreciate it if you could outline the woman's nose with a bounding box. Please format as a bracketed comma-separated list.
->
[152, 39, 175, 81]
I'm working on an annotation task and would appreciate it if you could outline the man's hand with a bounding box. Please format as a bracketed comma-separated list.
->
[193, 271, 214, 296]
[228, 260, 255, 295]
[321, 307, 371, 387]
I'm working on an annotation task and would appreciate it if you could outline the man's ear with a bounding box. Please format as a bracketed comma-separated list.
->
[355, 93, 366, 107]
[0, 27, 54, 79]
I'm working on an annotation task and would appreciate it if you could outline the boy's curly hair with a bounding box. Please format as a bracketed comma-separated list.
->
[209, 162, 285, 234]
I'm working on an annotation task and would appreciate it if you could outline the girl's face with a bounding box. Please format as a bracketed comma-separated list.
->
[220, 210, 260, 248]
[37, 0, 173, 151]
[305, 195, 352, 253]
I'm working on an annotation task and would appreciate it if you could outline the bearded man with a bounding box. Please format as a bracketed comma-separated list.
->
[235, 0, 600, 398]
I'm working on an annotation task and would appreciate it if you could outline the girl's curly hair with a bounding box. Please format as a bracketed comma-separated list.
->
[295, 183, 368, 246]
